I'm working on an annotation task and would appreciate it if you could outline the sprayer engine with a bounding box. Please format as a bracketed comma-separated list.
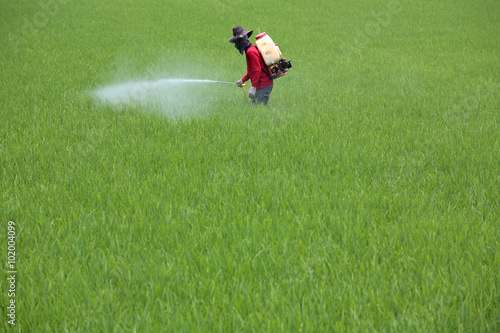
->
[269, 58, 292, 79]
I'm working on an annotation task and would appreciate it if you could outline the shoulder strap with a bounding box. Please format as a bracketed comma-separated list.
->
[253, 45, 273, 80]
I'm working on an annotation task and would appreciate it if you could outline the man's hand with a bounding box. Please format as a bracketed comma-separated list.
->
[236, 80, 244, 87]
[249, 87, 256, 98]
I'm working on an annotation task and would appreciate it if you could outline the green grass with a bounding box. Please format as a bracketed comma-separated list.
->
[1, 0, 499, 331]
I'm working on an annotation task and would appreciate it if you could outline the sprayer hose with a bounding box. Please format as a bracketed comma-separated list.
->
[242, 87, 248, 103]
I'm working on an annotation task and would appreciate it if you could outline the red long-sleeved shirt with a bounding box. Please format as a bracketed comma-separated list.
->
[241, 44, 273, 90]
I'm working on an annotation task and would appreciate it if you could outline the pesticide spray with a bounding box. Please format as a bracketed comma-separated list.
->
[92, 78, 246, 117]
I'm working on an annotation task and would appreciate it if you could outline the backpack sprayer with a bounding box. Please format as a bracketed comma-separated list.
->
[218, 31, 291, 102]
[255, 32, 292, 79]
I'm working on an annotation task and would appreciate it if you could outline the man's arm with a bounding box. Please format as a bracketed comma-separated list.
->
[246, 51, 262, 87]
[241, 50, 262, 87]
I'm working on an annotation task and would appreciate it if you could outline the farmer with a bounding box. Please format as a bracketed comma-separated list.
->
[228, 26, 274, 105]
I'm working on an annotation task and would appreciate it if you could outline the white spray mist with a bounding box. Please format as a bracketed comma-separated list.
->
[92, 78, 227, 118]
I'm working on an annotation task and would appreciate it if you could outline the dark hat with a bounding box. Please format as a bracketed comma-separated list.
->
[227, 25, 253, 43]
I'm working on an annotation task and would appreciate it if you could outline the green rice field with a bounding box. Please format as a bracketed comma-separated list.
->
[1, 0, 499, 331]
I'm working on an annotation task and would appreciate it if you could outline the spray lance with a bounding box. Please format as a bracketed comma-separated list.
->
[216, 80, 246, 86]
[159, 79, 249, 102]
[216, 81, 249, 102]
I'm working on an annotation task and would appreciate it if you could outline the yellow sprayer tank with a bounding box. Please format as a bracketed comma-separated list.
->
[255, 32, 282, 66]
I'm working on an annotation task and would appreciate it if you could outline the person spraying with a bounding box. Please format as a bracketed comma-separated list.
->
[228, 26, 274, 105]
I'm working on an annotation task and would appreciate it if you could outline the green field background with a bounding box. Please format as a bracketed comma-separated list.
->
[1, 0, 499, 331]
